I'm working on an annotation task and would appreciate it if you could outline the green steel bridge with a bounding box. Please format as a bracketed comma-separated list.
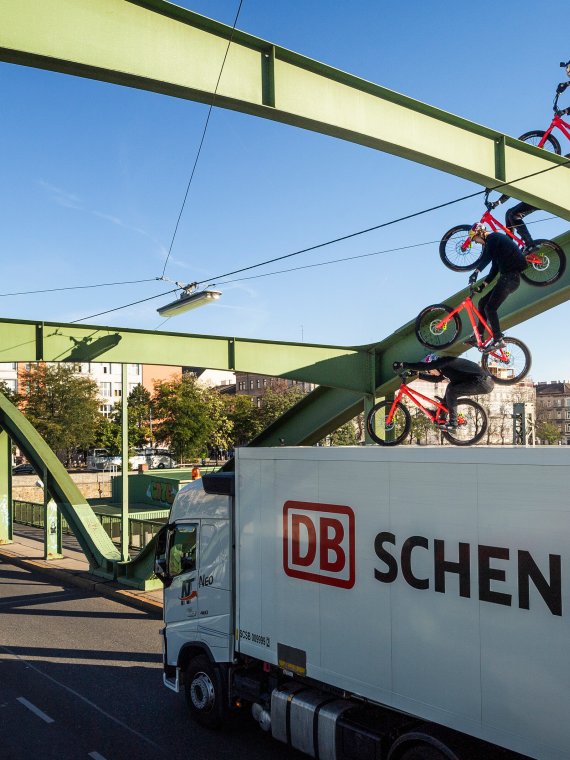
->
[1, 0, 569, 586]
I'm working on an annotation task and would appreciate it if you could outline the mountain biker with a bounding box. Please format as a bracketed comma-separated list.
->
[393, 354, 494, 429]
[488, 149, 570, 251]
[466, 226, 527, 351]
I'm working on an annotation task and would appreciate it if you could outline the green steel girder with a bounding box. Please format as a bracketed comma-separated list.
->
[1, 0, 570, 218]
[251, 229, 570, 446]
[0, 320, 371, 394]
[0, 392, 120, 574]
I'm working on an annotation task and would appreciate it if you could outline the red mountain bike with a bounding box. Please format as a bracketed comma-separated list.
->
[439, 191, 566, 285]
[415, 282, 531, 386]
[518, 62, 570, 154]
[366, 370, 487, 446]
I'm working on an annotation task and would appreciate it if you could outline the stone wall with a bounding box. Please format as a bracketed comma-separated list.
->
[12, 472, 114, 503]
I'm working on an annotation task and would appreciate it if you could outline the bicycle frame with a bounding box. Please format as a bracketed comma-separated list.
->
[460, 209, 545, 267]
[434, 294, 493, 347]
[537, 113, 570, 146]
[386, 381, 449, 427]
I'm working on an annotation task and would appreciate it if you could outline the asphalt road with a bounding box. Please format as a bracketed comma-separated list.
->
[0, 559, 303, 760]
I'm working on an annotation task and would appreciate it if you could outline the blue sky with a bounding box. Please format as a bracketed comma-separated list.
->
[2, 0, 570, 380]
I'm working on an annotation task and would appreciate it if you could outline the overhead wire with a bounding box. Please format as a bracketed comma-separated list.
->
[193, 156, 570, 285]
[0, 278, 158, 298]
[67, 157, 570, 323]
[160, 0, 244, 279]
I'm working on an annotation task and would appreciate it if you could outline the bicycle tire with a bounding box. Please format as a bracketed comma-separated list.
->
[481, 337, 531, 385]
[439, 224, 484, 271]
[442, 399, 488, 446]
[517, 130, 562, 154]
[366, 400, 411, 446]
[415, 304, 461, 349]
[521, 239, 566, 287]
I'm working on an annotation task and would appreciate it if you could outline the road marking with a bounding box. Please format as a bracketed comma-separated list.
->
[88, 753, 109, 760]
[16, 696, 54, 723]
[2, 645, 161, 750]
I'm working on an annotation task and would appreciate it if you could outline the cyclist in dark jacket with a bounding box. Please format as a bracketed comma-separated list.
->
[394, 353, 494, 429]
[467, 226, 527, 352]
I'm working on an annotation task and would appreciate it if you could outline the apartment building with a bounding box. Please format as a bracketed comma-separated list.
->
[535, 381, 570, 445]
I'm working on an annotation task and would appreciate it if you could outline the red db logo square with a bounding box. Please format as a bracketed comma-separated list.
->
[283, 501, 355, 589]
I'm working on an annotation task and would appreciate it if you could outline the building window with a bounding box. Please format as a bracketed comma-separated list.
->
[99, 404, 112, 417]
[256, 397, 262, 407]
[4, 379, 16, 393]
[257, 379, 261, 388]
[102, 363, 111, 374]
[250, 380, 254, 390]
[100, 382, 111, 397]
[10, 363, 16, 370]
[114, 388, 122, 397]
[263, 378, 267, 387]
[131, 364, 140, 374]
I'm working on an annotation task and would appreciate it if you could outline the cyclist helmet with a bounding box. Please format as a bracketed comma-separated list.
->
[423, 353, 439, 363]
[468, 223, 487, 240]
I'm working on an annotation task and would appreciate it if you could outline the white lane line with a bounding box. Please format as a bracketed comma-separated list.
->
[88, 753, 109, 760]
[16, 696, 54, 723]
[2, 645, 161, 750]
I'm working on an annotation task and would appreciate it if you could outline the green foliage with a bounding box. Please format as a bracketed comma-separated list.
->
[224, 394, 261, 446]
[20, 363, 100, 464]
[152, 374, 215, 461]
[257, 384, 306, 430]
[321, 419, 359, 446]
[537, 421, 562, 445]
[410, 407, 431, 444]
[0, 380, 19, 405]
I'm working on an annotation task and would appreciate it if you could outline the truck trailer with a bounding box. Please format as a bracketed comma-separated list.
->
[154, 446, 570, 760]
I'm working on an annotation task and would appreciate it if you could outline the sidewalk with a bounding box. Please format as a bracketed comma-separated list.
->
[0, 532, 164, 616]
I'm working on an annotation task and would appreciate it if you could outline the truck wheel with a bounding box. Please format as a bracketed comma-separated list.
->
[185, 655, 227, 729]
[400, 746, 450, 760]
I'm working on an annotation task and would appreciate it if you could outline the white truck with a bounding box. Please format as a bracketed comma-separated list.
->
[154, 446, 570, 760]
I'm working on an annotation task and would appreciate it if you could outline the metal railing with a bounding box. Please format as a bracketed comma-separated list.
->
[12, 500, 164, 551]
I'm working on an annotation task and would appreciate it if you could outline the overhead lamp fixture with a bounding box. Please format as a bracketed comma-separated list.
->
[157, 282, 222, 318]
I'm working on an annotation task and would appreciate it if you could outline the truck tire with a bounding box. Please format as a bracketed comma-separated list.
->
[185, 654, 227, 729]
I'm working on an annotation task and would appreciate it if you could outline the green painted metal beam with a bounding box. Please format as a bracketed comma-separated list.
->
[251, 230, 570, 446]
[0, 392, 120, 573]
[0, 320, 371, 394]
[1, 0, 569, 218]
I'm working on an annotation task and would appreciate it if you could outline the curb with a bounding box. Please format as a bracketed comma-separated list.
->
[0, 547, 163, 616]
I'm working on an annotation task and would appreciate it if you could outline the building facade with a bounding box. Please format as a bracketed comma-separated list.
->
[235, 372, 315, 407]
[535, 381, 570, 445]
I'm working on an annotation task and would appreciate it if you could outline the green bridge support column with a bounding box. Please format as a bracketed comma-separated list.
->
[0, 430, 12, 545]
[120, 365, 129, 562]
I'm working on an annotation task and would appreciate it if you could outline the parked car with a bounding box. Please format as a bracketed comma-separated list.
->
[12, 463, 35, 475]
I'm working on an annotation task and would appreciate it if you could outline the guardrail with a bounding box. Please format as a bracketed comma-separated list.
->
[12, 500, 165, 551]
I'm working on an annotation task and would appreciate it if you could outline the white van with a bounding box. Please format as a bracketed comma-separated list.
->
[86, 448, 121, 471]
[130, 448, 176, 470]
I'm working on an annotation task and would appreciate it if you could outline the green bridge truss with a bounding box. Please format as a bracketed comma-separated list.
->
[1, 0, 569, 584]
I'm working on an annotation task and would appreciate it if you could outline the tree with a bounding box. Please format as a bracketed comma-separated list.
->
[224, 394, 262, 447]
[257, 383, 306, 431]
[203, 387, 233, 458]
[0, 381, 19, 405]
[152, 375, 215, 462]
[322, 419, 360, 446]
[19, 363, 100, 465]
[537, 421, 562, 445]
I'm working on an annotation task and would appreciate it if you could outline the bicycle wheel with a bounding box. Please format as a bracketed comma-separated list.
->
[481, 337, 531, 385]
[366, 400, 411, 446]
[439, 225, 484, 271]
[415, 304, 461, 349]
[521, 239, 566, 287]
[518, 130, 561, 154]
[442, 399, 487, 446]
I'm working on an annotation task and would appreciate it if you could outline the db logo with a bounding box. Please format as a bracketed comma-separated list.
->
[283, 501, 355, 589]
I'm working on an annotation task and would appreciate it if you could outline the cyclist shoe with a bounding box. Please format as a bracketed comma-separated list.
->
[436, 420, 458, 430]
[483, 337, 506, 352]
